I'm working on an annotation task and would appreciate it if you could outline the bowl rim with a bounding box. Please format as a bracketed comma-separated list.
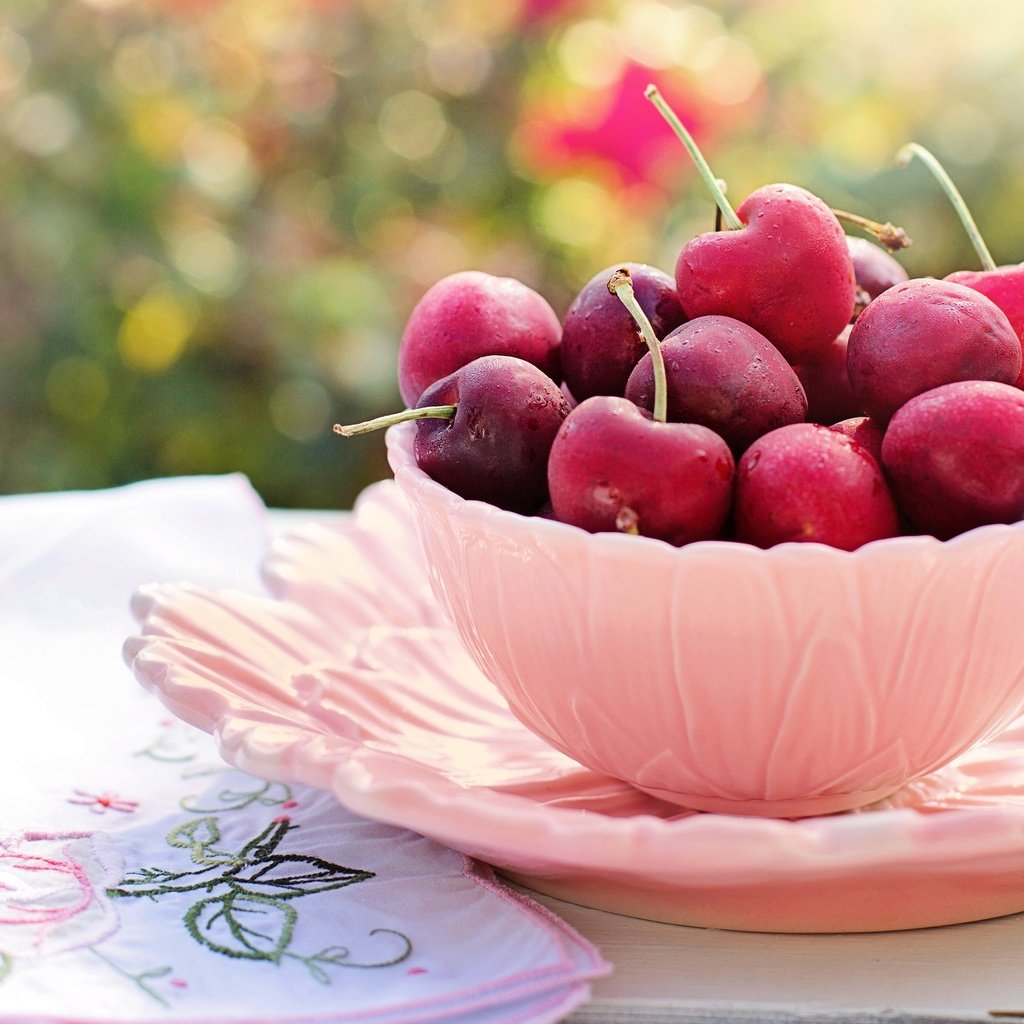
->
[384, 419, 1024, 565]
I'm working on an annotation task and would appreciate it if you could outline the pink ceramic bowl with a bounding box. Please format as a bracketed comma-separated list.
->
[386, 422, 1024, 818]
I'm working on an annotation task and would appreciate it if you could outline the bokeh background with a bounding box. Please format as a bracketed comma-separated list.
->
[4, 0, 1024, 508]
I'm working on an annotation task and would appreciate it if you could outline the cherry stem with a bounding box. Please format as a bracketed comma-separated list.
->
[333, 404, 456, 437]
[831, 210, 912, 252]
[896, 141, 996, 271]
[644, 84, 742, 231]
[608, 267, 667, 423]
[714, 178, 728, 232]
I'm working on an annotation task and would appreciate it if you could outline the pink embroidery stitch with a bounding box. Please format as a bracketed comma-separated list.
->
[0, 834, 121, 958]
[68, 790, 139, 815]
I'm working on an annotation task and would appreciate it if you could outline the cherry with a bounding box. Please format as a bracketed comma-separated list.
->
[560, 262, 685, 401]
[548, 269, 733, 545]
[337, 354, 569, 513]
[899, 142, 1024, 388]
[791, 325, 863, 425]
[397, 270, 562, 407]
[646, 86, 859, 363]
[846, 236, 909, 317]
[734, 423, 899, 551]
[846, 278, 1021, 422]
[829, 415, 884, 465]
[624, 314, 807, 454]
[881, 380, 1024, 539]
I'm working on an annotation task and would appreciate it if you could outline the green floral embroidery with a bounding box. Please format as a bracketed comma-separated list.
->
[178, 769, 293, 814]
[88, 948, 175, 1007]
[0, 951, 12, 984]
[109, 816, 411, 978]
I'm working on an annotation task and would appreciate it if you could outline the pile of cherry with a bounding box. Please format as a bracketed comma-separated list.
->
[339, 89, 1024, 551]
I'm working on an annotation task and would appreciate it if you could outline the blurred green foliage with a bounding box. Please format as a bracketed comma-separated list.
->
[3, 0, 1024, 507]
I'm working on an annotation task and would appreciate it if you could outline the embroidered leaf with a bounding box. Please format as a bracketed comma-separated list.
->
[236, 818, 291, 863]
[185, 891, 296, 962]
[232, 854, 374, 899]
[167, 818, 233, 866]
[0, 952, 12, 984]
[181, 780, 293, 814]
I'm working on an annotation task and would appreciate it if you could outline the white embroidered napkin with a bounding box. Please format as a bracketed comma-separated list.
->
[0, 476, 609, 1023]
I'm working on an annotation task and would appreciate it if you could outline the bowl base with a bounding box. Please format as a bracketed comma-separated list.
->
[633, 784, 899, 818]
[502, 867, 1024, 933]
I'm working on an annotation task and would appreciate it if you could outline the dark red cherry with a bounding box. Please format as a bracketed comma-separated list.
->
[560, 262, 684, 401]
[338, 355, 569, 513]
[625, 314, 807, 454]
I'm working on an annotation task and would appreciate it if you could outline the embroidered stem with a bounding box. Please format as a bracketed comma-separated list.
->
[88, 947, 173, 1008]
[284, 929, 413, 983]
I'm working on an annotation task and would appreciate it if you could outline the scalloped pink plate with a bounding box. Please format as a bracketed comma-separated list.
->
[125, 482, 1024, 934]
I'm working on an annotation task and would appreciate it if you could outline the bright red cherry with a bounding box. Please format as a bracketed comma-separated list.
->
[645, 86, 860, 363]
[397, 271, 562, 407]
[881, 380, 1024, 539]
[735, 423, 899, 551]
[846, 278, 1021, 422]
[899, 143, 1024, 388]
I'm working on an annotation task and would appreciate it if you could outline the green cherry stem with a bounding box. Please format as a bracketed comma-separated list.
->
[830, 209, 912, 252]
[608, 267, 668, 423]
[333, 404, 456, 437]
[896, 141, 996, 271]
[645, 84, 742, 231]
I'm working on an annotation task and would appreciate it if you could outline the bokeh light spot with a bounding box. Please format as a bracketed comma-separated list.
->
[113, 33, 178, 95]
[378, 90, 448, 162]
[269, 378, 331, 442]
[182, 119, 255, 202]
[0, 30, 31, 94]
[8, 93, 79, 156]
[534, 177, 613, 248]
[168, 226, 242, 296]
[558, 21, 624, 88]
[427, 34, 493, 95]
[118, 289, 198, 372]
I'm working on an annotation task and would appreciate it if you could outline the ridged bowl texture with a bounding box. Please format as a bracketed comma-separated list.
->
[387, 421, 1024, 817]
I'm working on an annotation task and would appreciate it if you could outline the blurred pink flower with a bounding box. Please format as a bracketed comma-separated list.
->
[0, 833, 122, 958]
[518, 65, 708, 187]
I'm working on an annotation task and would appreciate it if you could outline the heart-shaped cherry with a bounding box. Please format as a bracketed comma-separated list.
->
[548, 269, 733, 545]
[646, 86, 860, 363]
[397, 270, 562, 406]
[899, 142, 1024, 387]
[337, 354, 569, 513]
